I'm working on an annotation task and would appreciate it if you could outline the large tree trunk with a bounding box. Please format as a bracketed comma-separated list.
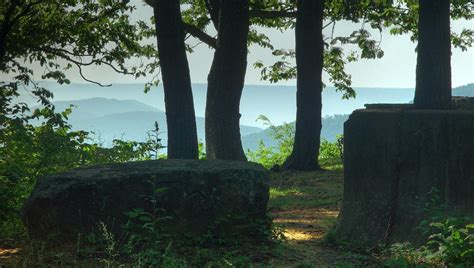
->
[283, 0, 324, 170]
[205, 0, 249, 161]
[153, 0, 199, 159]
[414, 0, 452, 109]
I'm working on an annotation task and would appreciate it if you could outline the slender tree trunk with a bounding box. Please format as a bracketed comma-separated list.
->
[414, 0, 452, 109]
[153, 0, 199, 159]
[205, 0, 249, 161]
[283, 0, 324, 171]
[204, 0, 220, 30]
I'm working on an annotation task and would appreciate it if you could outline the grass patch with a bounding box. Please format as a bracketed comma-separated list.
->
[270, 187, 302, 199]
[268, 168, 343, 211]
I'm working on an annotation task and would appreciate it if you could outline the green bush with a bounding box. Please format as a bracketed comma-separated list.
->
[247, 115, 343, 169]
[0, 85, 164, 236]
[386, 219, 474, 267]
[247, 115, 294, 169]
[319, 135, 343, 166]
[385, 190, 473, 267]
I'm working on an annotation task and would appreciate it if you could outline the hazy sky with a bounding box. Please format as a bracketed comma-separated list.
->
[7, 1, 474, 88]
[83, 1, 474, 88]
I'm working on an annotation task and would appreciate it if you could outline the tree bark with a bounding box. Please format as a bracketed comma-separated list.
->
[283, 0, 324, 171]
[414, 0, 452, 109]
[204, 0, 220, 30]
[205, 0, 249, 161]
[154, 0, 199, 159]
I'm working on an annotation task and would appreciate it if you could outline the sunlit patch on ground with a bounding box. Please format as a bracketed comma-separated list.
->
[0, 247, 21, 263]
[273, 208, 339, 242]
[264, 169, 377, 266]
[283, 228, 318, 241]
[269, 187, 303, 199]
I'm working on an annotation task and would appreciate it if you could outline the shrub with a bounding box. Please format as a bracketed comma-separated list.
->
[247, 115, 343, 169]
[386, 220, 474, 267]
[385, 189, 473, 267]
[0, 86, 164, 236]
[319, 135, 343, 166]
[246, 115, 294, 169]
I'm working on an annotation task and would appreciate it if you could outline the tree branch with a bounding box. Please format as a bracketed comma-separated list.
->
[183, 23, 217, 49]
[76, 63, 112, 87]
[35, 46, 129, 86]
[205, 0, 220, 30]
[249, 10, 297, 19]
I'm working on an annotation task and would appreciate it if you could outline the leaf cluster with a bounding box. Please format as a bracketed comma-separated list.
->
[1, 0, 158, 90]
[0, 85, 164, 235]
[247, 115, 343, 169]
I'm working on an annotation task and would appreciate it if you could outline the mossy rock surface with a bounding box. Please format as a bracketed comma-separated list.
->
[22, 160, 269, 241]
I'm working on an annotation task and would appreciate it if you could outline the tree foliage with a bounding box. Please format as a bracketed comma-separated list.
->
[251, 0, 472, 97]
[247, 115, 342, 169]
[0, 87, 164, 235]
[0, 0, 162, 235]
[1, 0, 158, 99]
[380, 0, 473, 51]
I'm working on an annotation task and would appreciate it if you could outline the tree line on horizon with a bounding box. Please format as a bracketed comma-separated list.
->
[1, 0, 473, 171]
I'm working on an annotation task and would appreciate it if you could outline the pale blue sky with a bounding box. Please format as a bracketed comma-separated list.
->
[80, 1, 474, 88]
[6, 1, 473, 88]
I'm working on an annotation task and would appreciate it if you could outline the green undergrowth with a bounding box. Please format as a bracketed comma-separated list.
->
[1, 167, 357, 267]
[10, 165, 467, 267]
[382, 190, 474, 268]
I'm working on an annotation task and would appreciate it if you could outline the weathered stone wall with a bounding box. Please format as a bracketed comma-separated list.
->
[22, 160, 269, 241]
[335, 107, 474, 248]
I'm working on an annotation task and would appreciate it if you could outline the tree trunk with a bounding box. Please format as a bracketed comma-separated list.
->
[204, 0, 220, 30]
[154, 0, 199, 159]
[283, 0, 324, 170]
[414, 0, 452, 109]
[205, 0, 249, 161]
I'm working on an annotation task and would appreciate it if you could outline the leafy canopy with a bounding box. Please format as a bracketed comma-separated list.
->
[1, 0, 158, 99]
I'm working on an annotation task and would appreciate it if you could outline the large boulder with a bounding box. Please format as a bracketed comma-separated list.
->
[335, 104, 474, 248]
[22, 160, 269, 241]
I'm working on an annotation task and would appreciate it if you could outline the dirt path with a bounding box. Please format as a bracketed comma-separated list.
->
[265, 169, 375, 267]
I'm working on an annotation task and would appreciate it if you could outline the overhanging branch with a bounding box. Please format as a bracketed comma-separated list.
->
[249, 10, 297, 19]
[181, 10, 297, 49]
[183, 23, 217, 49]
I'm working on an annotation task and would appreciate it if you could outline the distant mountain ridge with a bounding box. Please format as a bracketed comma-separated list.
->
[242, 114, 349, 151]
[31, 82, 473, 149]
[453, 83, 474, 97]
[42, 98, 348, 150]
[23, 82, 473, 128]
[41, 98, 262, 147]
[51, 98, 161, 122]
